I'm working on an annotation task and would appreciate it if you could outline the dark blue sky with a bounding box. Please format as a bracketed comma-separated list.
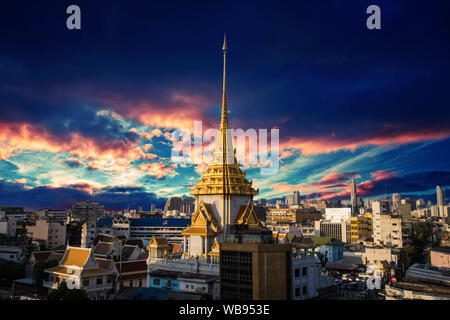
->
[0, 0, 449, 210]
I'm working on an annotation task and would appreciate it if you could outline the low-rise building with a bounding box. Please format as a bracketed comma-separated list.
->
[44, 246, 114, 300]
[350, 213, 373, 243]
[26, 219, 66, 250]
[430, 247, 450, 269]
[0, 245, 25, 263]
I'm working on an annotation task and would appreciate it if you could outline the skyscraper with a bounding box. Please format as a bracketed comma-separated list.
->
[392, 193, 402, 213]
[350, 179, 357, 214]
[437, 185, 445, 206]
[286, 191, 301, 207]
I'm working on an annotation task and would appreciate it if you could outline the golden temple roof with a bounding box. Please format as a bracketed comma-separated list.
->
[60, 247, 91, 268]
[190, 36, 258, 197]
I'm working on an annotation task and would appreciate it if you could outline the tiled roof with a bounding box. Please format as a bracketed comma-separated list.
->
[32, 251, 52, 261]
[60, 247, 91, 267]
[81, 268, 111, 276]
[122, 245, 138, 260]
[120, 272, 148, 281]
[95, 243, 112, 255]
[97, 217, 190, 228]
[115, 260, 147, 274]
[136, 252, 149, 260]
[95, 257, 115, 270]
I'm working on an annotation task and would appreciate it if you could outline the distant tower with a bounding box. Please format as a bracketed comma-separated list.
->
[350, 179, 357, 214]
[392, 193, 402, 213]
[436, 185, 445, 206]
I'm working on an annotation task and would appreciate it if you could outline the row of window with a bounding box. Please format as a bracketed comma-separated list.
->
[295, 286, 308, 297]
[294, 267, 308, 278]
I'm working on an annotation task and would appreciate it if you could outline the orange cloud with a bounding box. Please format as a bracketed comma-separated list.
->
[279, 128, 450, 156]
[138, 162, 178, 179]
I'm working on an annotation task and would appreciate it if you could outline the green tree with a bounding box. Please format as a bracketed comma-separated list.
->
[47, 282, 88, 300]
[33, 259, 59, 293]
[316, 251, 328, 268]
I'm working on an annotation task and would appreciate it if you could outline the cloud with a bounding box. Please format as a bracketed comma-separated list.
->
[0, 179, 167, 211]
[138, 162, 178, 179]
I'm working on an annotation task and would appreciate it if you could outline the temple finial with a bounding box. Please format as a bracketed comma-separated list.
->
[222, 33, 227, 52]
[220, 33, 228, 129]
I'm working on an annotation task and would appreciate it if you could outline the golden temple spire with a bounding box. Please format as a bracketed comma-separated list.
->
[220, 33, 228, 130]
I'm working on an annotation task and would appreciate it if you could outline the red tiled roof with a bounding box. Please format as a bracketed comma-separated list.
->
[137, 252, 148, 260]
[95, 257, 115, 270]
[32, 251, 64, 263]
[32, 251, 51, 261]
[95, 243, 112, 255]
[115, 260, 147, 274]
[119, 272, 148, 281]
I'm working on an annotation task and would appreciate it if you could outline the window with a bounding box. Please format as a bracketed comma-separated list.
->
[295, 268, 300, 278]
[96, 277, 103, 285]
[167, 280, 172, 287]
[302, 267, 308, 276]
[153, 278, 160, 286]
[139, 280, 143, 287]
[83, 279, 89, 286]
[303, 286, 308, 296]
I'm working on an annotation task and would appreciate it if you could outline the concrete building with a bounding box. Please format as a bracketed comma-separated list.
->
[0, 211, 16, 237]
[350, 178, 357, 215]
[26, 219, 66, 249]
[325, 207, 352, 223]
[392, 193, 402, 213]
[285, 191, 301, 207]
[35, 208, 69, 224]
[267, 207, 322, 224]
[315, 220, 350, 243]
[437, 185, 446, 206]
[72, 201, 105, 248]
[219, 226, 292, 300]
[430, 247, 450, 269]
[0, 246, 25, 263]
[398, 203, 412, 220]
[373, 212, 403, 248]
[372, 200, 390, 215]
[96, 217, 190, 248]
[350, 213, 373, 243]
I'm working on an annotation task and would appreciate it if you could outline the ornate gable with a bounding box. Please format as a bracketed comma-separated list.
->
[234, 200, 260, 228]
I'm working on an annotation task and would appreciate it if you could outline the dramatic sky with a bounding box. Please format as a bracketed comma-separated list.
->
[0, 0, 449, 210]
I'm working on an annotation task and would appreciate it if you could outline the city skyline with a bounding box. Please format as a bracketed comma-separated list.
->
[1, 1, 450, 210]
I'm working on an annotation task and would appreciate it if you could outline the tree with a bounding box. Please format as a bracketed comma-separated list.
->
[33, 259, 59, 293]
[47, 282, 88, 300]
[316, 251, 328, 268]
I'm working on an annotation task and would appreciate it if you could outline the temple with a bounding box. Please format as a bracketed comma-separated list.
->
[181, 34, 260, 258]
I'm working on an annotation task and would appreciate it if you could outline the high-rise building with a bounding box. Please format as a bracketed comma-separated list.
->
[219, 225, 292, 300]
[72, 201, 105, 248]
[286, 191, 301, 207]
[436, 185, 445, 206]
[392, 193, 402, 213]
[350, 179, 357, 214]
